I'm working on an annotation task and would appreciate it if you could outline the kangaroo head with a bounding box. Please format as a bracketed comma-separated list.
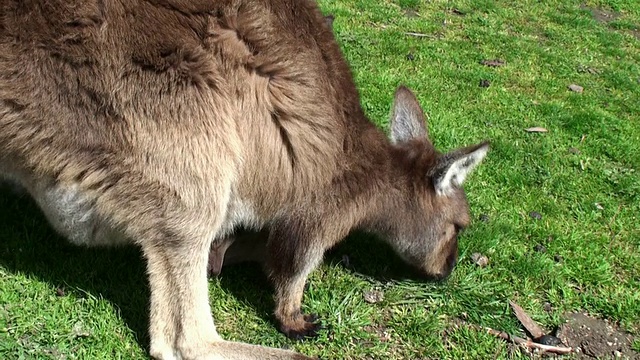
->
[380, 86, 489, 280]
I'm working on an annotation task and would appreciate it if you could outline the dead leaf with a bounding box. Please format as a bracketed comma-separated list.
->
[525, 127, 548, 133]
[577, 65, 599, 74]
[363, 289, 384, 304]
[509, 300, 545, 339]
[72, 321, 91, 338]
[470, 253, 489, 267]
[481, 59, 506, 67]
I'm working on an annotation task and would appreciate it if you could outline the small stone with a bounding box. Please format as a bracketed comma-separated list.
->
[406, 53, 415, 61]
[615, 350, 622, 357]
[470, 253, 489, 267]
[543, 302, 552, 312]
[479, 214, 490, 223]
[534, 244, 547, 253]
[479, 79, 491, 88]
[595, 203, 604, 210]
[529, 211, 542, 220]
[569, 84, 584, 93]
[55, 287, 65, 297]
[363, 289, 384, 304]
[535, 335, 563, 346]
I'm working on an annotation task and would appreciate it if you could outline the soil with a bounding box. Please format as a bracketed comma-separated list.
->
[580, 4, 640, 41]
[580, 4, 621, 24]
[557, 312, 638, 359]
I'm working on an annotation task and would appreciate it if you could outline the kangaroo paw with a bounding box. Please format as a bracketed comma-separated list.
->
[281, 313, 324, 340]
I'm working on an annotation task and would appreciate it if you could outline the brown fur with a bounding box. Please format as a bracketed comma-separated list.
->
[0, 0, 488, 359]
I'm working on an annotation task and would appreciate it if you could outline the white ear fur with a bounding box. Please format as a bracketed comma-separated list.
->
[435, 144, 489, 196]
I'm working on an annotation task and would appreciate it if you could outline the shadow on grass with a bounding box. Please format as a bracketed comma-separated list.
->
[326, 232, 426, 281]
[0, 184, 440, 352]
[0, 185, 151, 349]
[215, 230, 429, 330]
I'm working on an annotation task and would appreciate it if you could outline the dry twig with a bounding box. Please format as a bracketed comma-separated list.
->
[509, 300, 544, 338]
[481, 326, 573, 355]
[403, 31, 433, 38]
[456, 320, 573, 355]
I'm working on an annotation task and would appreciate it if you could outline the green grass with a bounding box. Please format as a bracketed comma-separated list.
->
[1, 0, 639, 359]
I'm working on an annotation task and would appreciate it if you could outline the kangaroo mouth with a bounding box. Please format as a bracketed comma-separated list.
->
[417, 250, 458, 282]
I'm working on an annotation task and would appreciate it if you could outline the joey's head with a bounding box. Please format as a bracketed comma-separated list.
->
[379, 86, 489, 280]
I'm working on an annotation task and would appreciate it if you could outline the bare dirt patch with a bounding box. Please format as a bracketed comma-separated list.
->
[580, 4, 640, 41]
[557, 312, 638, 359]
[580, 4, 621, 24]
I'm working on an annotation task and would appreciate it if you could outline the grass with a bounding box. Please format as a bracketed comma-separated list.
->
[1, 0, 639, 359]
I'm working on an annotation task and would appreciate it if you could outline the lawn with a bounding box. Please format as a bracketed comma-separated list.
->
[1, 0, 639, 359]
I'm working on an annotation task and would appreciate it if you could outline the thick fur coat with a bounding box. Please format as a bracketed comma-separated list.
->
[0, 1, 488, 359]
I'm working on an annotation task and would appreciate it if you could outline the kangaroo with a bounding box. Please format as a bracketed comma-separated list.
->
[0, 0, 488, 359]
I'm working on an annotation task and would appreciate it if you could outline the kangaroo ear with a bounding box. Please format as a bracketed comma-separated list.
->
[324, 14, 335, 30]
[432, 142, 489, 196]
[390, 86, 429, 143]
